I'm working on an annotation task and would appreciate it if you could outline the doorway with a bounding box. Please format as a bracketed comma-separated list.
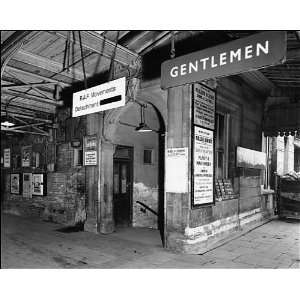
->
[113, 146, 133, 227]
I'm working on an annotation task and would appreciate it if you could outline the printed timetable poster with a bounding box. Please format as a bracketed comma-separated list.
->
[193, 83, 215, 130]
[193, 126, 214, 206]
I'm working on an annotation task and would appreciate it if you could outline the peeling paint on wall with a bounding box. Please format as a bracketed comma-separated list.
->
[133, 182, 158, 229]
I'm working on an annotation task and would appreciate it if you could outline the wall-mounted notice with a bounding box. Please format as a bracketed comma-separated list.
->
[32, 173, 46, 196]
[4, 148, 11, 168]
[193, 83, 215, 130]
[84, 135, 98, 166]
[193, 127, 214, 206]
[23, 173, 32, 198]
[22, 145, 32, 167]
[165, 147, 188, 193]
[72, 77, 126, 117]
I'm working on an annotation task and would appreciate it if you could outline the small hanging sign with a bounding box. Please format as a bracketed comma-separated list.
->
[72, 77, 126, 117]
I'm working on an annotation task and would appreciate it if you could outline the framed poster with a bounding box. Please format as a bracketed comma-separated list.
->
[4, 148, 11, 168]
[193, 83, 216, 130]
[22, 146, 32, 167]
[23, 173, 32, 198]
[10, 173, 21, 194]
[192, 126, 215, 207]
[83, 135, 98, 166]
[32, 173, 46, 196]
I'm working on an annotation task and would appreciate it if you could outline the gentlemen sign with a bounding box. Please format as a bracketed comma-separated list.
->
[72, 77, 126, 117]
[161, 31, 286, 89]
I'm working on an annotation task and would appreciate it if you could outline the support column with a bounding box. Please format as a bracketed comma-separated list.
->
[84, 113, 99, 233]
[165, 84, 192, 251]
[98, 140, 115, 234]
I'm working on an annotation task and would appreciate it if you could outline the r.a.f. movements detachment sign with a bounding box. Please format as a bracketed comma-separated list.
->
[72, 77, 126, 117]
[193, 83, 215, 130]
[193, 127, 214, 206]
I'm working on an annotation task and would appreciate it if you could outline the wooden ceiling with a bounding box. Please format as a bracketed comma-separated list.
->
[1, 30, 300, 136]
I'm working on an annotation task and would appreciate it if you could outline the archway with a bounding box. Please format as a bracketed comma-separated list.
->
[103, 96, 166, 245]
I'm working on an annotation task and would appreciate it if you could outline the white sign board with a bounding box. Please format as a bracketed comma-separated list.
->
[165, 147, 188, 193]
[84, 151, 97, 166]
[193, 83, 215, 130]
[72, 77, 126, 117]
[193, 127, 214, 205]
[4, 148, 10, 168]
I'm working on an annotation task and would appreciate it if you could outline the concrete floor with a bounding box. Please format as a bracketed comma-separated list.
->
[1, 213, 300, 268]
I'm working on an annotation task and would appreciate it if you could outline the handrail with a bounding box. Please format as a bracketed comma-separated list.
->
[136, 201, 158, 216]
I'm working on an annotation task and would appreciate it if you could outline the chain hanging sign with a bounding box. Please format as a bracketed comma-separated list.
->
[161, 31, 286, 89]
[72, 77, 126, 117]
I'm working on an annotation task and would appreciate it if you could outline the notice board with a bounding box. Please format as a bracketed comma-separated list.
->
[165, 147, 188, 193]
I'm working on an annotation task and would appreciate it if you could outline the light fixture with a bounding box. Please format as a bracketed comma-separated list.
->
[1, 120, 15, 127]
[135, 104, 152, 132]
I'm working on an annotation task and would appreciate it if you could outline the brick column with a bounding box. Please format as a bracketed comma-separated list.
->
[165, 85, 192, 251]
[98, 140, 115, 234]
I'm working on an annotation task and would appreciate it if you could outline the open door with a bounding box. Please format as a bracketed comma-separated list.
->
[113, 146, 133, 227]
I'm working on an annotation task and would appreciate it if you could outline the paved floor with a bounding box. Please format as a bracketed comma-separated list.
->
[1, 213, 299, 268]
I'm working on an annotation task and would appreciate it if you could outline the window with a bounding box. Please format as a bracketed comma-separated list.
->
[73, 148, 83, 167]
[215, 112, 229, 179]
[143, 149, 154, 164]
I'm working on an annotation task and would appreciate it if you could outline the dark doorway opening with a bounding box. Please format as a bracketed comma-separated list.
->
[113, 146, 133, 227]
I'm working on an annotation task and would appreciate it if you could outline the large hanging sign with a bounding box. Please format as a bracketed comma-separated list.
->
[192, 127, 214, 206]
[72, 77, 126, 117]
[83, 135, 98, 166]
[193, 83, 216, 130]
[4, 148, 11, 168]
[161, 31, 286, 89]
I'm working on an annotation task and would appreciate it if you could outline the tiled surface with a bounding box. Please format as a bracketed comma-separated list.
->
[1, 214, 299, 268]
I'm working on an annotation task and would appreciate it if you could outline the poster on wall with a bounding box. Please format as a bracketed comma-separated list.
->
[84, 135, 98, 166]
[4, 148, 11, 168]
[23, 173, 32, 198]
[165, 147, 189, 193]
[22, 146, 32, 167]
[193, 83, 216, 130]
[192, 126, 214, 206]
[32, 173, 46, 196]
[10, 173, 21, 195]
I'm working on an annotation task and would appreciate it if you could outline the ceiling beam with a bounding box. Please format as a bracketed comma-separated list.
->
[50, 31, 141, 69]
[12, 49, 87, 81]
[3, 65, 70, 86]
[139, 31, 177, 55]
[1, 111, 53, 123]
[1, 31, 33, 62]
[2, 90, 63, 106]
[1, 82, 59, 89]
[136, 31, 170, 54]
[1, 126, 49, 136]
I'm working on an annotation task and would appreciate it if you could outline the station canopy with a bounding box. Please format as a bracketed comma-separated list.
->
[1, 30, 299, 136]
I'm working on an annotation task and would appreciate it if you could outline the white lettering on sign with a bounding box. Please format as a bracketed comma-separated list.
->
[169, 41, 269, 79]
[161, 31, 286, 89]
[72, 77, 126, 117]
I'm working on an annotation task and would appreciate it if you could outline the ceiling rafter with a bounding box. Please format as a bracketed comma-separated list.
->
[49, 31, 141, 69]
[2, 90, 63, 106]
[11, 49, 87, 81]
